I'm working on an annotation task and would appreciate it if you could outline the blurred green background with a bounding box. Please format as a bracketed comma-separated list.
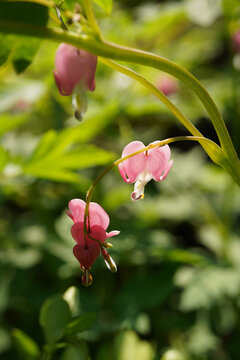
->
[1, 0, 240, 359]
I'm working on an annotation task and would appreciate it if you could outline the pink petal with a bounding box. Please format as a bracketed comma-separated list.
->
[119, 141, 147, 183]
[88, 202, 109, 230]
[68, 199, 110, 230]
[68, 199, 85, 223]
[118, 163, 129, 183]
[71, 222, 84, 244]
[54, 44, 97, 95]
[90, 224, 106, 243]
[53, 71, 71, 96]
[106, 230, 120, 238]
[155, 159, 173, 181]
[147, 144, 172, 180]
[72, 224, 106, 268]
[66, 210, 74, 221]
[73, 243, 100, 269]
[71, 222, 106, 245]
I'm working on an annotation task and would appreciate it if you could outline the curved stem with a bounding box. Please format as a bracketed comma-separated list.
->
[1, 23, 239, 164]
[82, 0, 101, 37]
[84, 135, 221, 224]
[99, 58, 221, 165]
[0, 20, 240, 184]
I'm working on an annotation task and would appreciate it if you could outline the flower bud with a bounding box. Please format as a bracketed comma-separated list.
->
[81, 269, 93, 287]
[101, 248, 117, 273]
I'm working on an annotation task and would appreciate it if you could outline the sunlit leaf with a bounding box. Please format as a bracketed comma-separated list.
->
[39, 296, 71, 344]
[0, 327, 10, 354]
[0, 1, 49, 72]
[12, 328, 40, 360]
[179, 265, 240, 311]
[23, 124, 115, 183]
[65, 312, 96, 335]
[60, 344, 89, 360]
[93, 0, 113, 14]
[0, 114, 30, 136]
[24, 167, 81, 184]
[115, 330, 154, 360]
[0, 146, 8, 172]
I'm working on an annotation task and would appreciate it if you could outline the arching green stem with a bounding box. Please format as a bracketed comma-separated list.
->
[83, 135, 222, 228]
[99, 58, 222, 165]
[1, 20, 239, 183]
[82, 0, 101, 37]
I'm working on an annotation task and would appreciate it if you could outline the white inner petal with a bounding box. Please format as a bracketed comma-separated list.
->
[131, 169, 152, 201]
[137, 168, 152, 182]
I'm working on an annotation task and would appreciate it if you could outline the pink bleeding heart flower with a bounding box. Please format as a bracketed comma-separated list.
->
[118, 141, 173, 201]
[53, 43, 97, 95]
[53, 43, 97, 120]
[67, 199, 119, 286]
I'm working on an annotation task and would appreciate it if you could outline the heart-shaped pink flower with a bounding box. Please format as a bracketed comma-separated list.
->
[67, 199, 119, 286]
[53, 43, 97, 96]
[118, 141, 173, 200]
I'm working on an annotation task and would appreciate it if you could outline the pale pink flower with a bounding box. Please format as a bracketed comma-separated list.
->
[67, 199, 119, 286]
[156, 75, 178, 96]
[118, 141, 173, 201]
[53, 43, 97, 96]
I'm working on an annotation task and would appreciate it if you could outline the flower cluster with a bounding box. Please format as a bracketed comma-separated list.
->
[58, 45, 173, 285]
[67, 199, 119, 286]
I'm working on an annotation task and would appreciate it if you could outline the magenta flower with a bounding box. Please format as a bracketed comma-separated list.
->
[67, 199, 119, 286]
[53, 43, 97, 96]
[118, 141, 173, 201]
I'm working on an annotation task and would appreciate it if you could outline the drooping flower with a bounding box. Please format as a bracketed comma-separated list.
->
[67, 199, 119, 286]
[118, 141, 173, 201]
[53, 43, 97, 119]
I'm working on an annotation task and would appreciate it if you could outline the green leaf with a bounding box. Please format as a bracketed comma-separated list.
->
[23, 123, 115, 183]
[0, 1, 49, 72]
[0, 113, 29, 136]
[152, 248, 211, 266]
[61, 344, 89, 360]
[93, 0, 113, 14]
[39, 296, 71, 344]
[179, 265, 240, 311]
[65, 312, 96, 336]
[51, 145, 115, 169]
[0, 146, 8, 172]
[29, 130, 57, 162]
[0, 327, 10, 354]
[115, 265, 176, 318]
[0, 35, 11, 66]
[12, 328, 40, 360]
[0, 1, 48, 26]
[12, 37, 45, 74]
[24, 167, 81, 184]
[114, 330, 154, 360]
